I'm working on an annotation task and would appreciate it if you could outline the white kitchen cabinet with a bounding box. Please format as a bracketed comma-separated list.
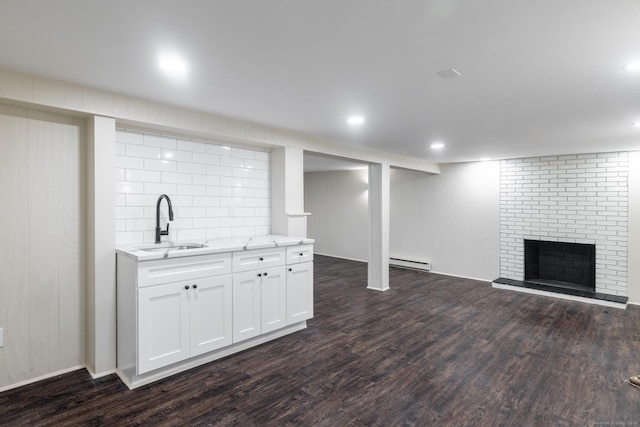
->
[233, 265, 286, 343]
[286, 262, 314, 325]
[137, 275, 232, 375]
[116, 238, 314, 389]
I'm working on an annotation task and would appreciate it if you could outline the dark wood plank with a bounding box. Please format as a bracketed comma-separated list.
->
[2, 255, 640, 426]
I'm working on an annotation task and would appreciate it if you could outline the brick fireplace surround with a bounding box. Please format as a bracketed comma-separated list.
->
[496, 152, 628, 305]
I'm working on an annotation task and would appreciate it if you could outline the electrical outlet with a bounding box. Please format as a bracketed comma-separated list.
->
[0, 327, 3, 348]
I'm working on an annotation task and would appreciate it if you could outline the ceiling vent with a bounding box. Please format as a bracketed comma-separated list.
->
[437, 68, 462, 78]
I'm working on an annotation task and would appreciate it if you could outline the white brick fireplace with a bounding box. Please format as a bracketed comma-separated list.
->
[499, 152, 628, 296]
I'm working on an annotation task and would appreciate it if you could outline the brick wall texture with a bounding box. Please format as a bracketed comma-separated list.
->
[500, 152, 628, 296]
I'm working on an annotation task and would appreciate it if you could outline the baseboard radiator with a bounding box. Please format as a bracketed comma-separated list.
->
[389, 257, 431, 272]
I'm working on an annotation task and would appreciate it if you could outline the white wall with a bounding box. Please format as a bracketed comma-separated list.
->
[626, 151, 640, 303]
[0, 105, 85, 390]
[390, 162, 501, 281]
[304, 169, 369, 261]
[115, 130, 270, 244]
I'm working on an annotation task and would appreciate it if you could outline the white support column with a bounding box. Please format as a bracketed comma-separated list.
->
[270, 146, 309, 237]
[368, 162, 390, 291]
[85, 115, 116, 377]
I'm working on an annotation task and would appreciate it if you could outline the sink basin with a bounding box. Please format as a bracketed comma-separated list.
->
[135, 243, 206, 252]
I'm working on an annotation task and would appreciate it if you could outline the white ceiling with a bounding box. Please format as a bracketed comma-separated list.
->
[2, 0, 640, 165]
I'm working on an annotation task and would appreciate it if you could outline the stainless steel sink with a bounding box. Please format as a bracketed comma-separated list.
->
[136, 243, 206, 252]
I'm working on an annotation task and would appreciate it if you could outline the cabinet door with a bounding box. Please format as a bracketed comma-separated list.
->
[261, 266, 287, 334]
[138, 282, 190, 374]
[287, 262, 314, 325]
[190, 275, 233, 356]
[232, 271, 262, 343]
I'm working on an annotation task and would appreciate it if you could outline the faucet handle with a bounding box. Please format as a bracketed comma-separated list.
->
[161, 223, 170, 236]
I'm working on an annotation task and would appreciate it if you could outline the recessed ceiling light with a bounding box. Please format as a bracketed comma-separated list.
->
[624, 63, 640, 71]
[430, 142, 445, 149]
[480, 157, 491, 161]
[348, 116, 365, 125]
[158, 52, 189, 81]
[633, 122, 640, 127]
[437, 68, 462, 78]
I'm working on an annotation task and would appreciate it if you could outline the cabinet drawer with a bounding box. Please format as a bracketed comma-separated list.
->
[286, 245, 314, 264]
[232, 248, 285, 273]
[138, 253, 232, 287]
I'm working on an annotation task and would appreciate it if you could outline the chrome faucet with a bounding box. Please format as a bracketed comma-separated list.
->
[155, 194, 174, 244]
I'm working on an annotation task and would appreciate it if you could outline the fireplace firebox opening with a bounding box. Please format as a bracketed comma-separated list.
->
[524, 240, 596, 291]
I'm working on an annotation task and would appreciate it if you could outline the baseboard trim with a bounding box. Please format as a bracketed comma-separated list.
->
[314, 252, 367, 263]
[0, 365, 85, 393]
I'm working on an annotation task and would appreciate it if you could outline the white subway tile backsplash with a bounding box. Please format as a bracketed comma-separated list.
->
[161, 171, 192, 184]
[177, 184, 206, 196]
[116, 181, 143, 194]
[232, 207, 255, 217]
[207, 186, 233, 197]
[254, 151, 269, 161]
[233, 168, 256, 178]
[500, 152, 628, 295]
[116, 130, 143, 144]
[232, 226, 256, 237]
[207, 207, 229, 217]
[126, 144, 161, 159]
[116, 155, 144, 169]
[206, 144, 231, 155]
[193, 217, 220, 228]
[232, 147, 256, 159]
[144, 158, 177, 172]
[143, 134, 176, 149]
[220, 156, 244, 168]
[177, 162, 206, 174]
[207, 165, 233, 177]
[162, 148, 193, 163]
[175, 207, 206, 218]
[126, 194, 157, 207]
[143, 182, 177, 196]
[193, 174, 220, 186]
[117, 231, 144, 244]
[193, 196, 220, 207]
[176, 229, 206, 241]
[126, 169, 161, 183]
[115, 142, 126, 155]
[233, 187, 255, 197]
[177, 139, 207, 153]
[116, 206, 144, 219]
[115, 130, 271, 244]
[222, 177, 246, 188]
[193, 152, 219, 165]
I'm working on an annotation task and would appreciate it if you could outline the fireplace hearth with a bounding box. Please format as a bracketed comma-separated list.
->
[524, 240, 595, 291]
[493, 238, 627, 307]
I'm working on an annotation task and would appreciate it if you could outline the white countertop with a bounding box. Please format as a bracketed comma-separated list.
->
[116, 234, 314, 261]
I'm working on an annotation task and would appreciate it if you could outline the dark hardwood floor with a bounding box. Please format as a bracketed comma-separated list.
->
[2, 255, 640, 426]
